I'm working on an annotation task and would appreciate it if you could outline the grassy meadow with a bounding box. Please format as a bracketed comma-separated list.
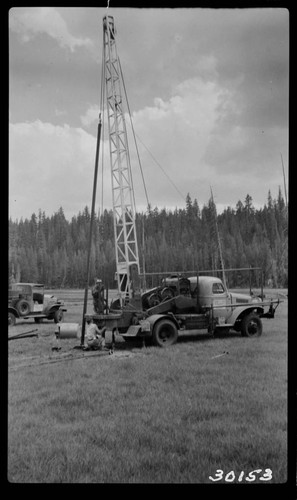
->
[7, 288, 288, 483]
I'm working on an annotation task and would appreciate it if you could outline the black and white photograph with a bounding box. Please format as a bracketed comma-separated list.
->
[8, 4, 290, 486]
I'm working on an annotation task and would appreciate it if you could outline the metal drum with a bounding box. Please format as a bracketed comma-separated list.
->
[56, 323, 81, 339]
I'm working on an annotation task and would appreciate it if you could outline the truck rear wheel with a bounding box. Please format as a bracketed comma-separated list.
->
[241, 313, 262, 337]
[152, 319, 178, 347]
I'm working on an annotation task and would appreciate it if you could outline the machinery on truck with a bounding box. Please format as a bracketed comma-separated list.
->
[82, 14, 280, 348]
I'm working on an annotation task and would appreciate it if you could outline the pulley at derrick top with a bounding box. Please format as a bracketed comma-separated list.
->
[103, 15, 116, 39]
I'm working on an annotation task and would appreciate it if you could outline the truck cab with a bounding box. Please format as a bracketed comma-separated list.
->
[188, 275, 262, 325]
[191, 276, 232, 324]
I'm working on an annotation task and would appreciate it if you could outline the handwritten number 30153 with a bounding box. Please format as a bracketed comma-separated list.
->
[209, 469, 272, 482]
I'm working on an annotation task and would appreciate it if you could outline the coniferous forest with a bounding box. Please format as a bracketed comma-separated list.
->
[8, 189, 288, 290]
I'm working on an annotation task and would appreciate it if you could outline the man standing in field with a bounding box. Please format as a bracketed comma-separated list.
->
[84, 318, 106, 350]
[92, 278, 105, 314]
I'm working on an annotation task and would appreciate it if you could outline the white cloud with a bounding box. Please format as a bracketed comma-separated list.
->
[8, 8, 288, 219]
[9, 7, 92, 52]
[9, 120, 112, 220]
[80, 105, 100, 127]
[80, 76, 233, 210]
[9, 73, 285, 221]
[128, 76, 227, 206]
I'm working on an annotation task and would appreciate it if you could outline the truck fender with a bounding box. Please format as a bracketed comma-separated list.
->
[46, 305, 66, 314]
[228, 305, 264, 326]
[141, 314, 179, 334]
[8, 306, 20, 318]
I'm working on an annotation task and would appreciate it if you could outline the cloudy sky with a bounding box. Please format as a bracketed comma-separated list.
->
[9, 6, 289, 221]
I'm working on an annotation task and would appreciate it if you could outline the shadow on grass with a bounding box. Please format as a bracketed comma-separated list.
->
[111, 330, 242, 351]
[178, 331, 241, 343]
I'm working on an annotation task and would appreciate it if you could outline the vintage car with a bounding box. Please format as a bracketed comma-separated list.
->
[8, 283, 67, 326]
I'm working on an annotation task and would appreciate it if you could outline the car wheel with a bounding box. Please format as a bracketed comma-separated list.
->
[54, 310, 64, 323]
[241, 313, 263, 337]
[8, 312, 16, 327]
[152, 319, 178, 347]
[17, 299, 31, 316]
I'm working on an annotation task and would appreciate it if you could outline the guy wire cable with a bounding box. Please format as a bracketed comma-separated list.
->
[119, 58, 186, 207]
[118, 58, 150, 209]
[135, 133, 186, 203]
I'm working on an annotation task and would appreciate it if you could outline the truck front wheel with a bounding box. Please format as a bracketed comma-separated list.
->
[241, 313, 262, 338]
[8, 312, 16, 327]
[54, 310, 64, 323]
[152, 319, 178, 347]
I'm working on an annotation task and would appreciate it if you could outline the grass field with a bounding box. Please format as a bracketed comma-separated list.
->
[7, 288, 288, 484]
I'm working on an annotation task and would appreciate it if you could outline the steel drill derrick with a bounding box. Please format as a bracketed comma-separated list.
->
[103, 15, 140, 302]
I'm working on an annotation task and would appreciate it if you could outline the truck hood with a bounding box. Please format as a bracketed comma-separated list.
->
[44, 294, 57, 301]
[230, 292, 261, 304]
[44, 294, 63, 304]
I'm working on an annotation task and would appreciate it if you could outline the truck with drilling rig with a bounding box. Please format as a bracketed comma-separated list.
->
[86, 268, 279, 347]
[78, 14, 280, 349]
